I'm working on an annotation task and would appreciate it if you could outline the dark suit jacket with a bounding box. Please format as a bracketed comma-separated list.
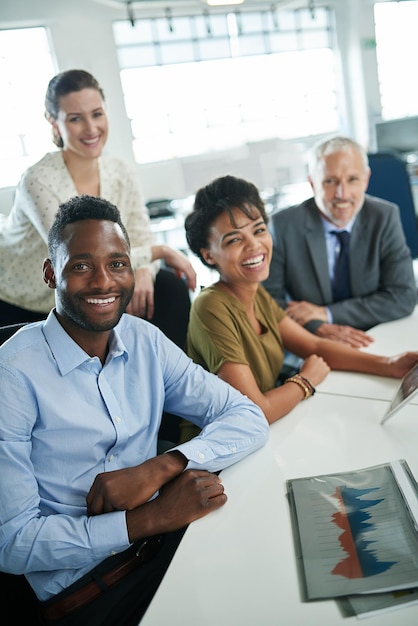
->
[263, 194, 417, 332]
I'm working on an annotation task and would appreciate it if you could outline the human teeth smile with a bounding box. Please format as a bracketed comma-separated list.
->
[242, 255, 264, 267]
[86, 297, 116, 305]
[83, 137, 100, 145]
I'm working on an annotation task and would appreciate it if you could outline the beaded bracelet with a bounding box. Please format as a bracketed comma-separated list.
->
[298, 374, 316, 397]
[284, 374, 316, 400]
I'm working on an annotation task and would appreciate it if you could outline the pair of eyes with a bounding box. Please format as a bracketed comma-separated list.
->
[224, 224, 268, 245]
[67, 110, 105, 124]
[71, 260, 130, 272]
[323, 176, 362, 185]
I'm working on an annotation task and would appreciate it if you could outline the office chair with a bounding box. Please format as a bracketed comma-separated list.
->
[367, 151, 418, 258]
[0, 322, 29, 344]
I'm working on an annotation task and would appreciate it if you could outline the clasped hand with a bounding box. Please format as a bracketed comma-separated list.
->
[86, 455, 227, 538]
[87, 458, 169, 515]
[287, 301, 373, 348]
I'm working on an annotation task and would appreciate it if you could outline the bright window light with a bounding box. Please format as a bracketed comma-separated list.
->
[374, 1, 418, 120]
[206, 0, 244, 5]
[0, 27, 57, 188]
[114, 7, 338, 165]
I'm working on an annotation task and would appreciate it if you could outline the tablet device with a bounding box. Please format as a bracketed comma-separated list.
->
[381, 364, 418, 424]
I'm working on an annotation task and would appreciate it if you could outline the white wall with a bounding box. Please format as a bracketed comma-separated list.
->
[333, 0, 382, 151]
[0, 0, 381, 208]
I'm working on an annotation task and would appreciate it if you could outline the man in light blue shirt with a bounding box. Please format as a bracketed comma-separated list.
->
[0, 195, 268, 625]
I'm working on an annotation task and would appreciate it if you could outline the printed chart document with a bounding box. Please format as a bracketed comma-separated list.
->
[287, 460, 418, 602]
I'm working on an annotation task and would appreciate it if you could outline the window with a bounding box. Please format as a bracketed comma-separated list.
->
[374, 1, 418, 120]
[0, 27, 57, 187]
[113, 7, 338, 165]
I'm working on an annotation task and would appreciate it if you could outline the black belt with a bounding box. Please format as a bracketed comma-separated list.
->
[40, 535, 163, 623]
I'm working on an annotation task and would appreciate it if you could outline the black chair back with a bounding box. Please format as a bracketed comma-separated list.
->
[0, 322, 29, 345]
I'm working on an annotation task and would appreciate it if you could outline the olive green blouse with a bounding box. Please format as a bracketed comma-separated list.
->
[187, 284, 287, 392]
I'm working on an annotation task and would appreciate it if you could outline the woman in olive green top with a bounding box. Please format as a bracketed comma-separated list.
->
[183, 174, 418, 431]
[187, 284, 287, 393]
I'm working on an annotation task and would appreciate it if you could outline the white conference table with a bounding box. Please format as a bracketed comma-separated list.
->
[318, 306, 418, 402]
[141, 310, 418, 626]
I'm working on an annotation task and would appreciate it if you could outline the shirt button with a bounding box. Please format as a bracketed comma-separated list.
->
[198, 452, 205, 459]
[109, 455, 115, 462]
[115, 416, 121, 423]
[231, 446, 237, 453]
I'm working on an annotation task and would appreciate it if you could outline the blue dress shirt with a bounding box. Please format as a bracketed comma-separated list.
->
[0, 311, 268, 600]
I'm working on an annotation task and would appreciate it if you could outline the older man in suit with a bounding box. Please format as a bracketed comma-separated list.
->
[263, 136, 417, 348]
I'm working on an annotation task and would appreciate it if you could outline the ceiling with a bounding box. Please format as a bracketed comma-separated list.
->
[91, 0, 310, 12]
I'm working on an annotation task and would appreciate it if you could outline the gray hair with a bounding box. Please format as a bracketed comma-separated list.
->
[307, 135, 369, 178]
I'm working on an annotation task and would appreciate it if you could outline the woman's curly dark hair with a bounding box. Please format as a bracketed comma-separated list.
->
[185, 175, 268, 268]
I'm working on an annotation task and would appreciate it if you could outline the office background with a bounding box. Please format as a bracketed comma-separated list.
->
[0, 0, 417, 211]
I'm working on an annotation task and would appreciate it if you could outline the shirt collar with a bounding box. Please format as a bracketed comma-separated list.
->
[42, 310, 128, 376]
[320, 213, 356, 235]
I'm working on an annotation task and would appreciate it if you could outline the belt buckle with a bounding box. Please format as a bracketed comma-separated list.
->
[135, 535, 162, 563]
[135, 538, 149, 559]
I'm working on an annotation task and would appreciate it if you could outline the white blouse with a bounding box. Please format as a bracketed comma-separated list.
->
[0, 151, 159, 313]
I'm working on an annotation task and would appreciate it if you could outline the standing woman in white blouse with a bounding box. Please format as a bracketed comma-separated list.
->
[0, 69, 196, 348]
